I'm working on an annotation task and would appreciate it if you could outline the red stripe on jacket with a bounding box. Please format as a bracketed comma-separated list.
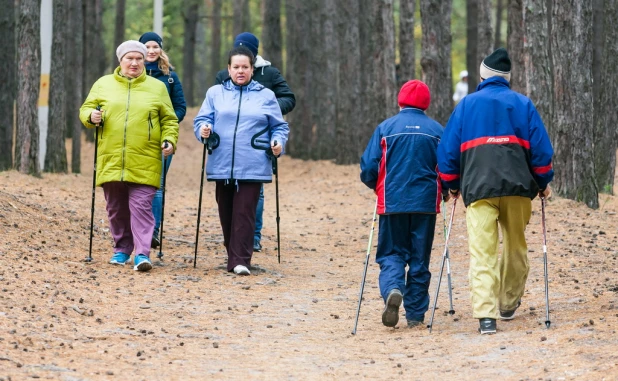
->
[533, 163, 553, 174]
[461, 135, 530, 152]
[376, 138, 387, 214]
[440, 172, 460, 182]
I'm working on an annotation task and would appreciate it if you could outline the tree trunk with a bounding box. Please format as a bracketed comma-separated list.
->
[420, 0, 453, 126]
[523, 0, 553, 133]
[477, 0, 494, 64]
[551, 0, 597, 208]
[15, 0, 41, 176]
[82, 0, 105, 142]
[69, 0, 83, 173]
[284, 0, 312, 159]
[361, 0, 397, 137]
[595, 0, 618, 194]
[183, 0, 199, 107]
[262, 0, 283, 70]
[45, 0, 68, 173]
[210, 0, 222, 85]
[314, 0, 338, 160]
[494, 0, 504, 49]
[466, 0, 478, 93]
[399, 0, 416, 85]
[232, 0, 250, 37]
[0, 0, 16, 171]
[112, 0, 126, 69]
[335, 0, 363, 164]
[507, 0, 525, 93]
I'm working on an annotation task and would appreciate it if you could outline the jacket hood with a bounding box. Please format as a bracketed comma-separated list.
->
[222, 78, 265, 92]
[254, 55, 271, 69]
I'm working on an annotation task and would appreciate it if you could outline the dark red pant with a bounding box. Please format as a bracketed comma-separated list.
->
[215, 181, 261, 271]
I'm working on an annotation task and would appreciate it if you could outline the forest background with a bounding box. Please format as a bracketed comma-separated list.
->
[0, 0, 617, 210]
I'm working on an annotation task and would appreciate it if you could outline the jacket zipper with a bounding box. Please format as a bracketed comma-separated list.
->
[121, 81, 132, 181]
[230, 86, 243, 180]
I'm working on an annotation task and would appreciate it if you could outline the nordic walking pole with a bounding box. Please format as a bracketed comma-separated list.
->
[442, 200, 456, 315]
[157, 142, 170, 260]
[428, 198, 457, 333]
[351, 199, 378, 335]
[272, 140, 281, 264]
[86, 105, 102, 263]
[541, 196, 551, 328]
[193, 136, 209, 268]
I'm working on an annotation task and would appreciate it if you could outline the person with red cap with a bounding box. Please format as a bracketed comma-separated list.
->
[360, 79, 446, 329]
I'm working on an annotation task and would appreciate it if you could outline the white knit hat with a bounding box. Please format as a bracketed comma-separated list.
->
[116, 40, 148, 62]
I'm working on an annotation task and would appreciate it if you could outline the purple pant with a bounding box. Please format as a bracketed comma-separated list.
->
[215, 181, 261, 271]
[102, 182, 157, 257]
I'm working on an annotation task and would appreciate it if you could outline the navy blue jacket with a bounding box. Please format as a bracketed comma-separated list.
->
[438, 77, 554, 206]
[361, 107, 444, 215]
[146, 61, 186, 122]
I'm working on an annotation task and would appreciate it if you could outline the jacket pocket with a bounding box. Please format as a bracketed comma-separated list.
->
[147, 112, 153, 141]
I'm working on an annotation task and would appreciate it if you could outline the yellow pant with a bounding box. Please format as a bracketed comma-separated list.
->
[466, 196, 531, 319]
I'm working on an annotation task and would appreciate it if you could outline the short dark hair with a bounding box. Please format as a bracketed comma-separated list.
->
[228, 46, 256, 66]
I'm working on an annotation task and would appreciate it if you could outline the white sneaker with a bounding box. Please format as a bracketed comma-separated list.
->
[233, 265, 250, 275]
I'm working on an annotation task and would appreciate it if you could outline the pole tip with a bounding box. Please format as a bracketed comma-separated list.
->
[545, 320, 551, 329]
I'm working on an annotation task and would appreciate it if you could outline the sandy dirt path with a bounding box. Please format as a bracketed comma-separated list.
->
[1, 112, 618, 380]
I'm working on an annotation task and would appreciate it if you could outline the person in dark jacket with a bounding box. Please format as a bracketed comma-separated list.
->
[196, 46, 289, 276]
[438, 48, 554, 335]
[215, 32, 295, 253]
[360, 80, 444, 329]
[139, 32, 187, 249]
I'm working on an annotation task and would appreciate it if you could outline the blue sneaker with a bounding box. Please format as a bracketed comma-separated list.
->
[110, 252, 130, 265]
[133, 254, 152, 272]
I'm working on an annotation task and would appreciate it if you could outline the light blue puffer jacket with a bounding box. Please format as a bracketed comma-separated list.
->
[193, 79, 289, 182]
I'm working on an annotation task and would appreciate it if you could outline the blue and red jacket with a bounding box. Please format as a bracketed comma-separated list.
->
[360, 107, 444, 215]
[437, 77, 554, 206]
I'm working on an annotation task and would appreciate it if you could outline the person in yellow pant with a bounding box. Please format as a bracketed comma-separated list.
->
[438, 48, 554, 334]
[466, 196, 532, 321]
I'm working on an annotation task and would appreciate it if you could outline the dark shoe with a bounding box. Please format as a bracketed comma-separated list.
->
[500, 300, 521, 320]
[407, 319, 424, 328]
[381, 289, 403, 327]
[478, 318, 497, 335]
[151, 233, 160, 249]
[253, 239, 262, 252]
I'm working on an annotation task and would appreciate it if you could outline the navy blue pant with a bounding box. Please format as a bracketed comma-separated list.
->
[376, 213, 436, 322]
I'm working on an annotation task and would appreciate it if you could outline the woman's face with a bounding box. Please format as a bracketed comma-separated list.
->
[145, 41, 161, 62]
[120, 52, 145, 78]
[228, 55, 253, 86]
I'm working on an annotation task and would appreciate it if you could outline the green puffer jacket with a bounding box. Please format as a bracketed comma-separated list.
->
[80, 67, 179, 188]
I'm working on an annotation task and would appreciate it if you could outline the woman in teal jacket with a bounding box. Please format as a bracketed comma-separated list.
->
[194, 46, 289, 276]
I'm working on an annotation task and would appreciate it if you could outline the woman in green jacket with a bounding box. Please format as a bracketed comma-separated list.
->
[79, 40, 179, 272]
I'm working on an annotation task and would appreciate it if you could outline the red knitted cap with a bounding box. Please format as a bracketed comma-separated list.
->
[398, 80, 431, 110]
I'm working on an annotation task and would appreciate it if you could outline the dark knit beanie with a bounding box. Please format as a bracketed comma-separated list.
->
[480, 47, 511, 81]
[234, 32, 259, 57]
[398, 80, 431, 110]
[139, 32, 163, 49]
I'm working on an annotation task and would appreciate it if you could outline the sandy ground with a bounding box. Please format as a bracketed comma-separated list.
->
[1, 111, 618, 380]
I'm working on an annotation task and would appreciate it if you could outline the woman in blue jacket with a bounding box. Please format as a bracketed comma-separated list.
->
[139, 32, 187, 249]
[194, 46, 289, 276]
